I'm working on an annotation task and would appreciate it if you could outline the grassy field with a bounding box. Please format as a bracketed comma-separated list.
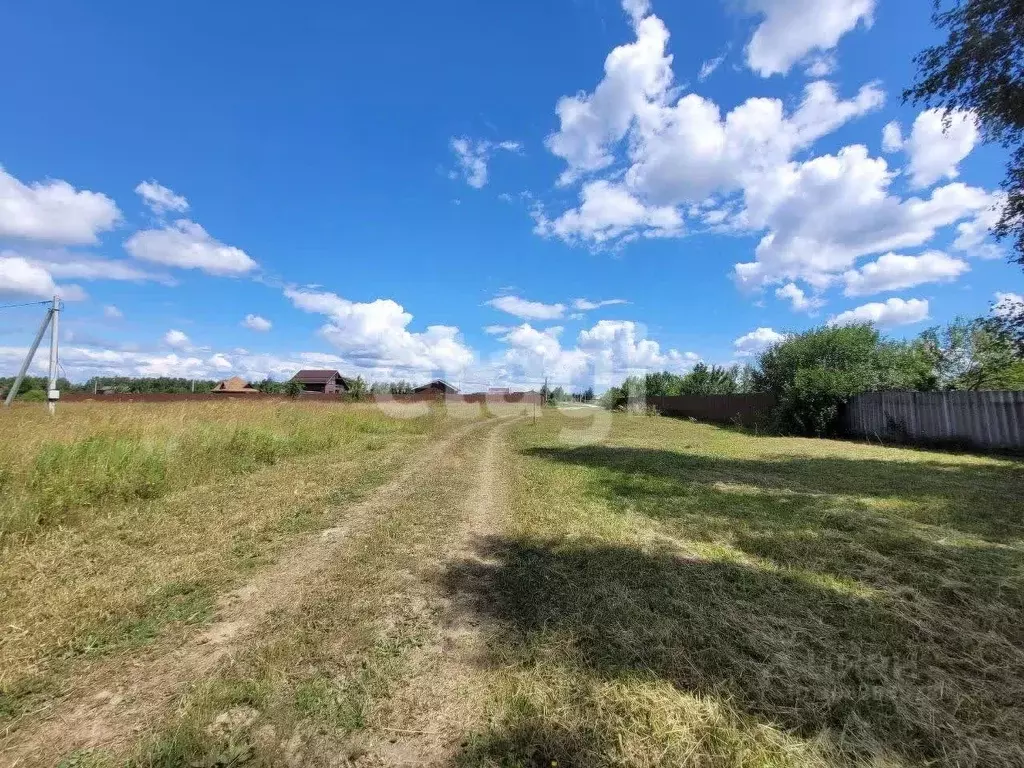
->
[1, 403, 1021, 767]
[458, 413, 1024, 767]
[0, 401, 449, 744]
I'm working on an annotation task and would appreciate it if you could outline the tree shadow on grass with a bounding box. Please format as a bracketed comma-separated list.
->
[444, 535, 1024, 768]
[525, 446, 1024, 544]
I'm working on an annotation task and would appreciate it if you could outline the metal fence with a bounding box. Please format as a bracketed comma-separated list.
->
[842, 391, 1024, 450]
[647, 394, 777, 427]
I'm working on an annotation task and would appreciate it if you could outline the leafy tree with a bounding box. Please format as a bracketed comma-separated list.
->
[1, 376, 74, 399]
[255, 377, 283, 394]
[918, 315, 1024, 389]
[369, 380, 414, 395]
[642, 371, 683, 397]
[677, 364, 739, 395]
[988, 294, 1024, 353]
[753, 325, 937, 436]
[347, 375, 368, 400]
[906, 0, 1024, 267]
[78, 376, 216, 394]
[284, 380, 303, 398]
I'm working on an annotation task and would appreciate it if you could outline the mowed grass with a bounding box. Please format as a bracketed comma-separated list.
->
[450, 412, 1024, 767]
[0, 400, 444, 726]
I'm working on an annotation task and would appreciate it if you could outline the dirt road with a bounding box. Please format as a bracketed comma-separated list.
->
[2, 415, 519, 767]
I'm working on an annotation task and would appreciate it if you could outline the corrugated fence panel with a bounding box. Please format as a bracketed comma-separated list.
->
[649, 394, 776, 427]
[842, 391, 1024, 450]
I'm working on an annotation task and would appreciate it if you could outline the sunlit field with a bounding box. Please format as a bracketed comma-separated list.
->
[1, 404, 1021, 767]
[456, 413, 1024, 767]
[0, 401, 446, 738]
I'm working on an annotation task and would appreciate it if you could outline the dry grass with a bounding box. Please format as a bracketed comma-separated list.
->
[5, 405, 1022, 767]
[447, 412, 1024, 767]
[0, 400, 445, 733]
[88, 415, 504, 767]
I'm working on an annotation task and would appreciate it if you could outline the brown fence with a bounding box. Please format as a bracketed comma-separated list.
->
[647, 394, 776, 427]
[841, 391, 1024, 451]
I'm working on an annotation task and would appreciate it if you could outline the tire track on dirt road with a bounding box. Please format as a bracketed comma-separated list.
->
[347, 416, 524, 766]
[0, 416, 498, 767]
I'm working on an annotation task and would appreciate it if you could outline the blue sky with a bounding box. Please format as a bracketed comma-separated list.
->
[1, 0, 1021, 390]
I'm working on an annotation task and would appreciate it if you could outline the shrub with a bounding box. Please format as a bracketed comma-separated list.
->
[753, 324, 936, 436]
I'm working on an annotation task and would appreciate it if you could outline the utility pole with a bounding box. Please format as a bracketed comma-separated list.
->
[47, 296, 60, 415]
[3, 297, 58, 409]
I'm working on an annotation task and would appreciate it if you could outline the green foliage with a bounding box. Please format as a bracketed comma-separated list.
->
[284, 380, 303, 398]
[679, 363, 742, 395]
[369, 380, 414, 395]
[906, 0, 1024, 266]
[603, 364, 744, 409]
[919, 316, 1024, 390]
[347, 375, 368, 401]
[988, 296, 1024, 353]
[78, 377, 216, 394]
[753, 324, 937, 436]
[254, 377, 283, 394]
[0, 376, 72, 401]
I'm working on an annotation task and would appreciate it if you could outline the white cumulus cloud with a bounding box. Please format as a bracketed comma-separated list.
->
[104, 305, 123, 320]
[492, 318, 699, 389]
[828, 297, 929, 328]
[0, 253, 86, 301]
[125, 220, 257, 275]
[533, 180, 682, 245]
[734, 145, 993, 290]
[744, 0, 875, 77]
[0, 166, 120, 245]
[904, 109, 979, 189]
[545, 9, 673, 186]
[135, 180, 189, 215]
[775, 282, 824, 313]
[0, 254, 60, 299]
[882, 121, 903, 153]
[242, 314, 272, 332]
[285, 287, 475, 378]
[486, 295, 566, 321]
[842, 251, 968, 296]
[952, 192, 1006, 260]
[164, 329, 190, 349]
[734, 327, 786, 356]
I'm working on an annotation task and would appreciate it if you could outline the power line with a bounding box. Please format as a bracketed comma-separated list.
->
[0, 299, 52, 311]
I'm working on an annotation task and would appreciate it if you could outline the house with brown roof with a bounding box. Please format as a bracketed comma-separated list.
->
[413, 379, 459, 395]
[211, 376, 259, 393]
[291, 369, 351, 394]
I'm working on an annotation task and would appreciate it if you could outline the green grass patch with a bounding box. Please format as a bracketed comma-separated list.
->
[62, 581, 215, 659]
[448, 412, 1024, 768]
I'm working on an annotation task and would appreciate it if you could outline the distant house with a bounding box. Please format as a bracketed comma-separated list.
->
[212, 376, 259, 394]
[413, 379, 459, 395]
[291, 369, 350, 394]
